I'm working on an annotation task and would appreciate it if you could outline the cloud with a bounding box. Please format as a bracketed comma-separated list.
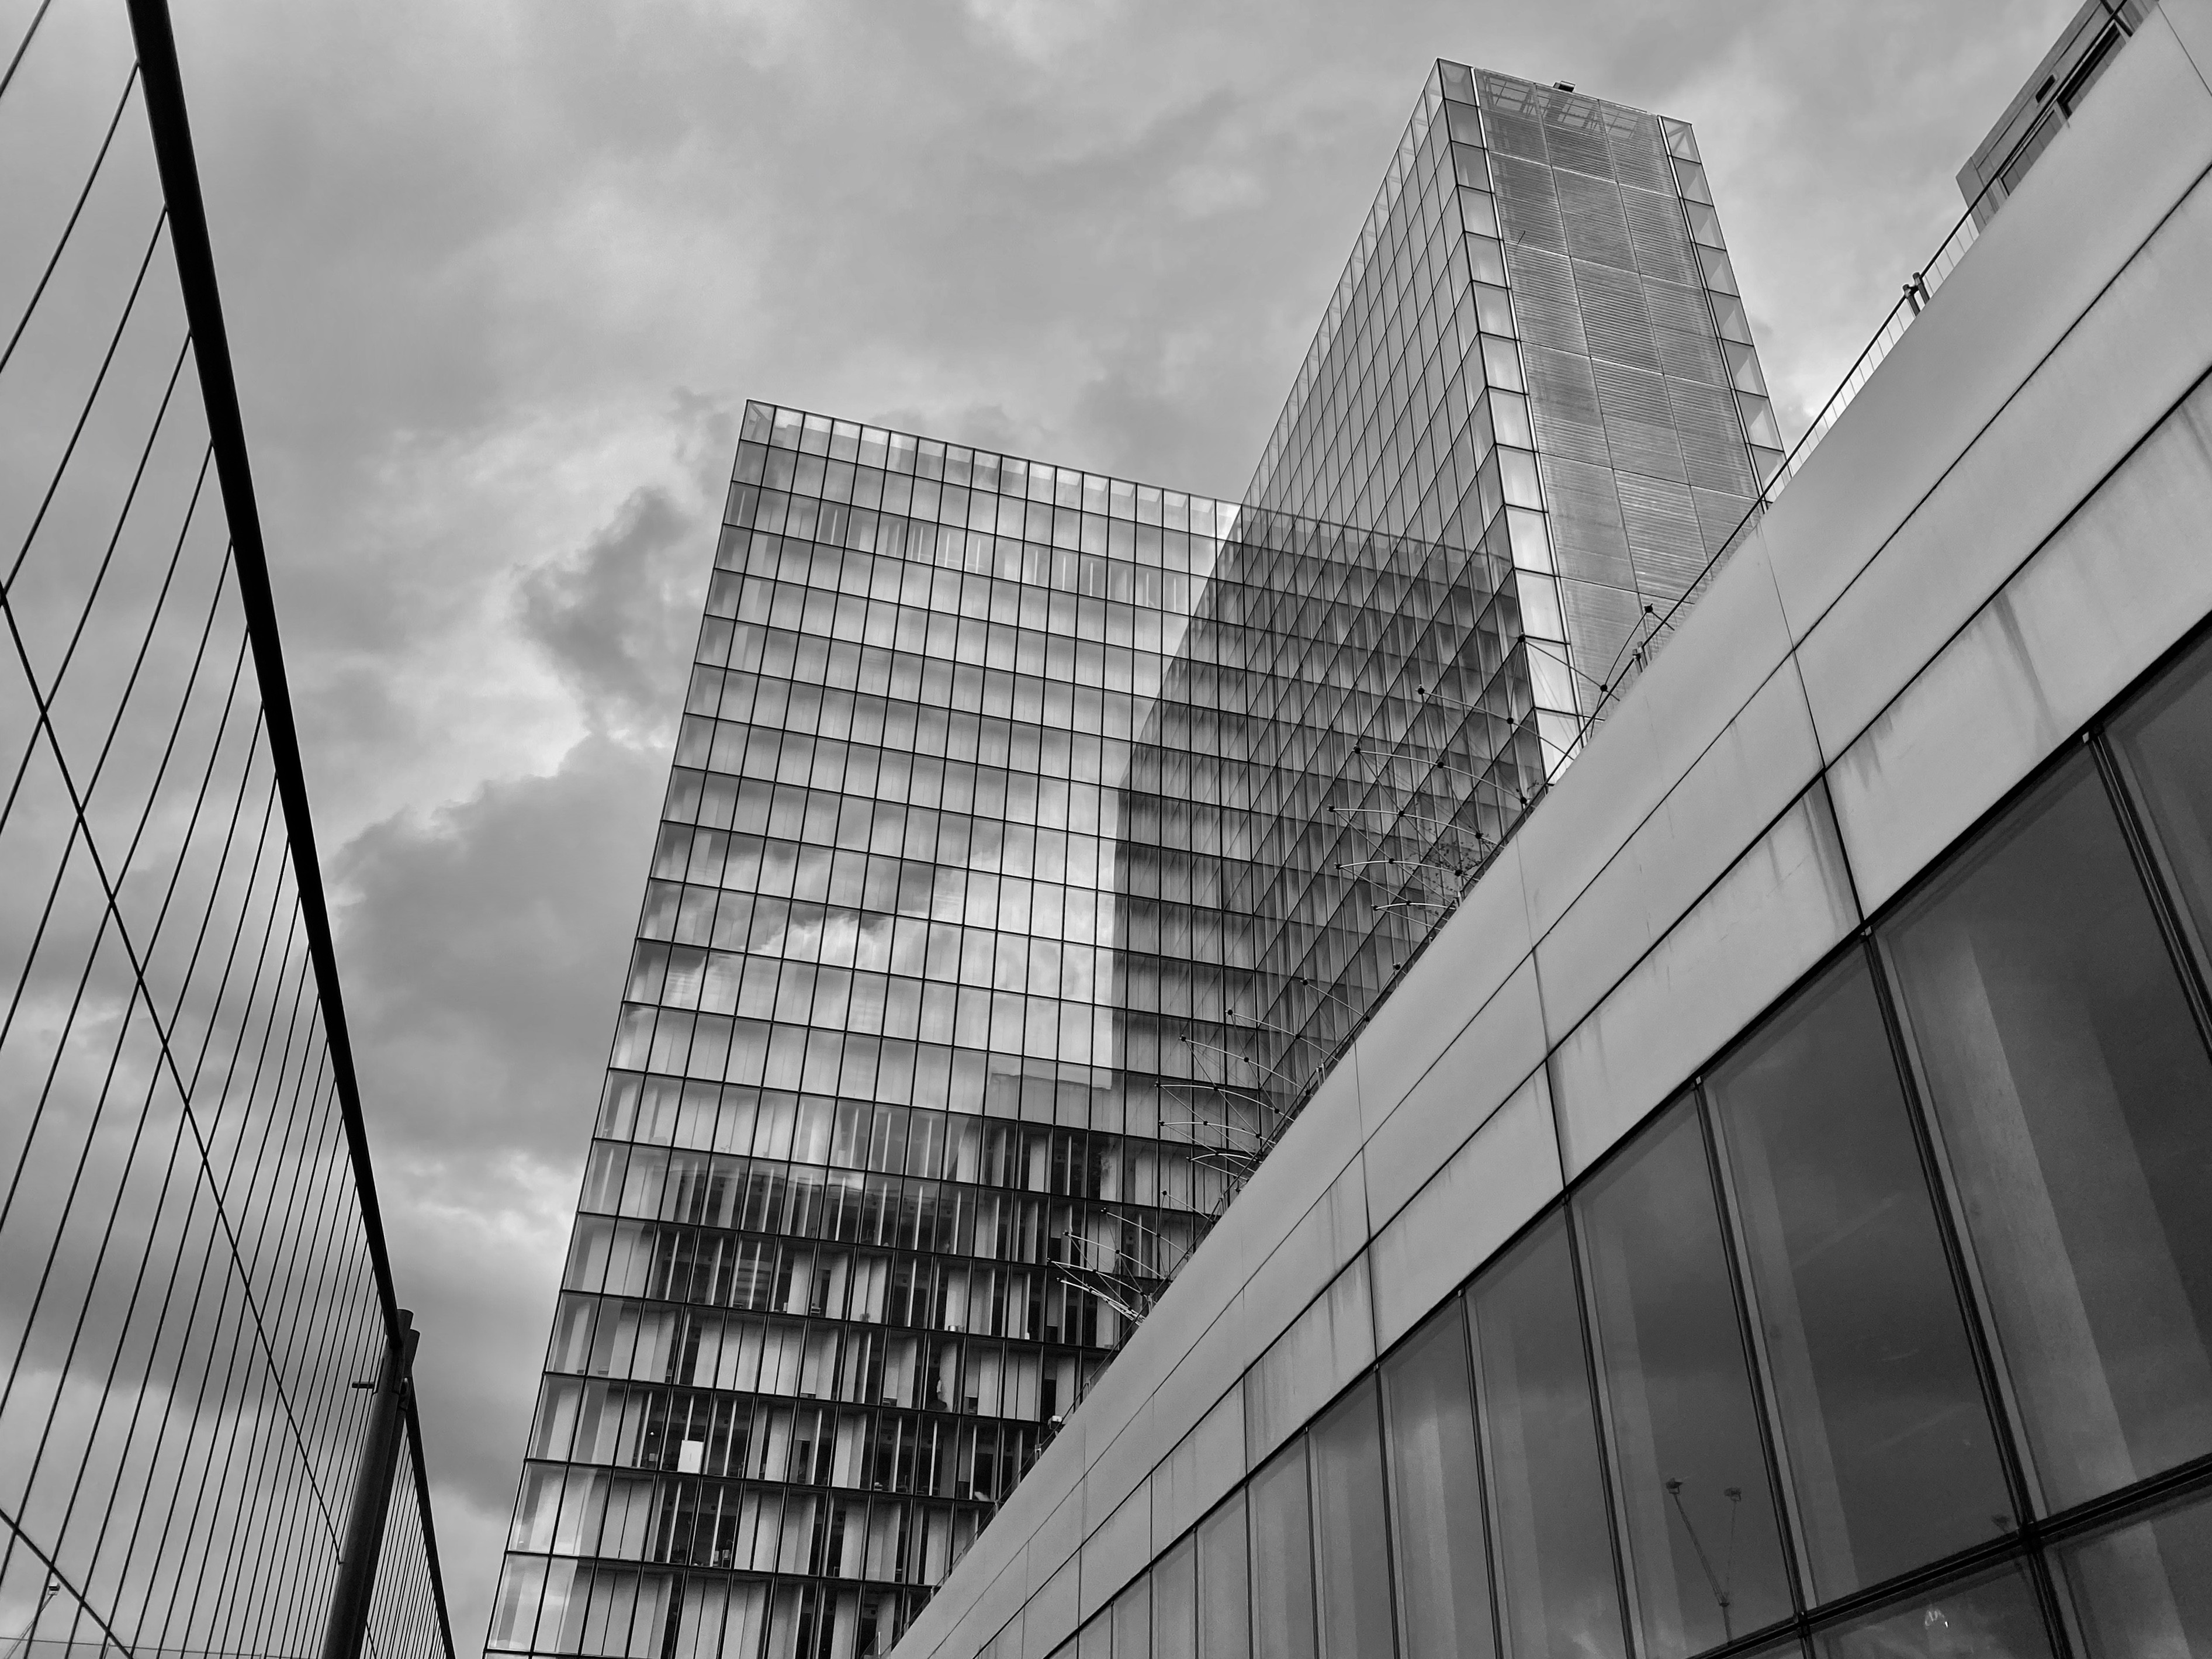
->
[515, 401, 730, 742]
[328, 732, 669, 1612]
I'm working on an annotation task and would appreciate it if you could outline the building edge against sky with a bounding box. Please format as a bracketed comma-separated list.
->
[887, 4, 2212, 1657]
[491, 49, 1778, 1659]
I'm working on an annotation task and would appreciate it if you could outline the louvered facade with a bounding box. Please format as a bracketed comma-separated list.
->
[1247, 61, 1781, 727]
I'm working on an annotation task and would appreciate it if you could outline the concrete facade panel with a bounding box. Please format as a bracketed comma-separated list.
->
[1362, 955, 1548, 1228]
[1022, 1557, 1076, 1659]
[1832, 374, 2212, 910]
[1798, 163, 2212, 763]
[1535, 659, 1823, 1036]
[1519, 530, 1799, 945]
[1358, 837, 1537, 1147]
[1370, 1068, 1561, 1352]
[1760, 18, 2212, 644]
[1241, 1260, 1376, 1467]
[2168, 0, 2212, 81]
[1078, 1487, 1150, 1622]
[1549, 785, 1860, 1178]
[1150, 1388, 1244, 1553]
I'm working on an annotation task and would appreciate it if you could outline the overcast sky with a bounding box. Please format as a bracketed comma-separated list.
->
[58, 0, 2078, 1645]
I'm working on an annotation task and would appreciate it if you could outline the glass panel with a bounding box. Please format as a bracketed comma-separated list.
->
[2054, 1485, 2212, 1655]
[1382, 1305, 1497, 1659]
[1469, 1216, 1627, 1659]
[1813, 1560, 2053, 1659]
[1576, 1098, 1794, 1654]
[1078, 1612, 1111, 1659]
[1198, 1492, 1251, 1659]
[1155, 1534, 1198, 1659]
[2114, 636, 2212, 969]
[1115, 1574, 1152, 1659]
[1311, 1380, 1397, 1658]
[1249, 1438, 1317, 1659]
[1706, 955, 2011, 1600]
[1886, 752, 2212, 1509]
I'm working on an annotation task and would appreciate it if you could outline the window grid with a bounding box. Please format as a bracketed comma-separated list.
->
[1050, 619, 2212, 1659]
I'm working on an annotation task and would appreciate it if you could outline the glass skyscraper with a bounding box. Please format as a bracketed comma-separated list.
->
[1155, 61, 1775, 1162]
[490, 57, 1774, 1659]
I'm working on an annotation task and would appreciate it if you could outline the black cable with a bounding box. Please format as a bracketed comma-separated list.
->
[69, 769, 289, 1633]
[0, 67, 141, 383]
[0, 687, 270, 1604]
[0, 475, 229, 1071]
[34, 713, 292, 1593]
[33, 329, 196, 697]
[0, 0, 57, 103]
[0, 587, 352, 1572]
[4, 208, 171, 590]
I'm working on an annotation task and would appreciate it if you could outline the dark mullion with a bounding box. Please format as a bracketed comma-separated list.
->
[2086, 717, 2212, 1060]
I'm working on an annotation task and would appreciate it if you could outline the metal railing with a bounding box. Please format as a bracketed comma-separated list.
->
[1, 3, 453, 1656]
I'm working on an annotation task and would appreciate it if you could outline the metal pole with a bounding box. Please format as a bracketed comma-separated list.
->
[122, 6, 458, 1650]
[321, 1311, 417, 1659]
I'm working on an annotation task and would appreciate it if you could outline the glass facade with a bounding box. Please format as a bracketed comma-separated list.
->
[1245, 61, 1778, 733]
[1135, 58, 1777, 1167]
[1047, 625, 2212, 1659]
[489, 405, 1259, 1656]
[490, 57, 1778, 1659]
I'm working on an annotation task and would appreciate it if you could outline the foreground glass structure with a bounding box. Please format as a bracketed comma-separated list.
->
[490, 57, 1776, 1659]
[1056, 616, 2212, 1659]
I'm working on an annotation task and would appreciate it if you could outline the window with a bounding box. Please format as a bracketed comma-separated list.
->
[1706, 956, 2010, 1599]
[1154, 1534, 1198, 1659]
[1114, 1571, 1152, 1659]
[1310, 1380, 1396, 1658]
[1886, 752, 2212, 1511]
[2111, 636, 2212, 977]
[1469, 1215, 1626, 1659]
[1381, 1305, 1496, 1658]
[1813, 1560, 2051, 1659]
[1197, 1492, 1251, 1659]
[1576, 1097, 1794, 1653]
[1249, 1438, 1317, 1659]
[2052, 1485, 2212, 1654]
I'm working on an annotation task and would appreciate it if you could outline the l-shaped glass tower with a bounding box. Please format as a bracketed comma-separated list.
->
[489, 59, 1773, 1659]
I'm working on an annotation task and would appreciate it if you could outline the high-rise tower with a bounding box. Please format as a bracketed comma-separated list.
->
[489, 57, 1774, 1659]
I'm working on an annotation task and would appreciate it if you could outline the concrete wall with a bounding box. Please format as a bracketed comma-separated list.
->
[892, 8, 2212, 1653]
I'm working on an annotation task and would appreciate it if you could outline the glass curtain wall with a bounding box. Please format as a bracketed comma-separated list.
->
[1203, 61, 1779, 1144]
[493, 402, 1540, 1658]
[491, 404, 1251, 1658]
[1048, 625, 2212, 1659]
[1243, 61, 1778, 744]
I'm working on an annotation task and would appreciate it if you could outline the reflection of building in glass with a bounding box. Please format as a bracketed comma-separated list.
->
[894, 9, 2212, 1659]
[487, 54, 1780, 1659]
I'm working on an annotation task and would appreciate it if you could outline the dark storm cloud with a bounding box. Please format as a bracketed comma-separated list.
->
[39, 0, 2075, 1643]
[516, 399, 733, 738]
